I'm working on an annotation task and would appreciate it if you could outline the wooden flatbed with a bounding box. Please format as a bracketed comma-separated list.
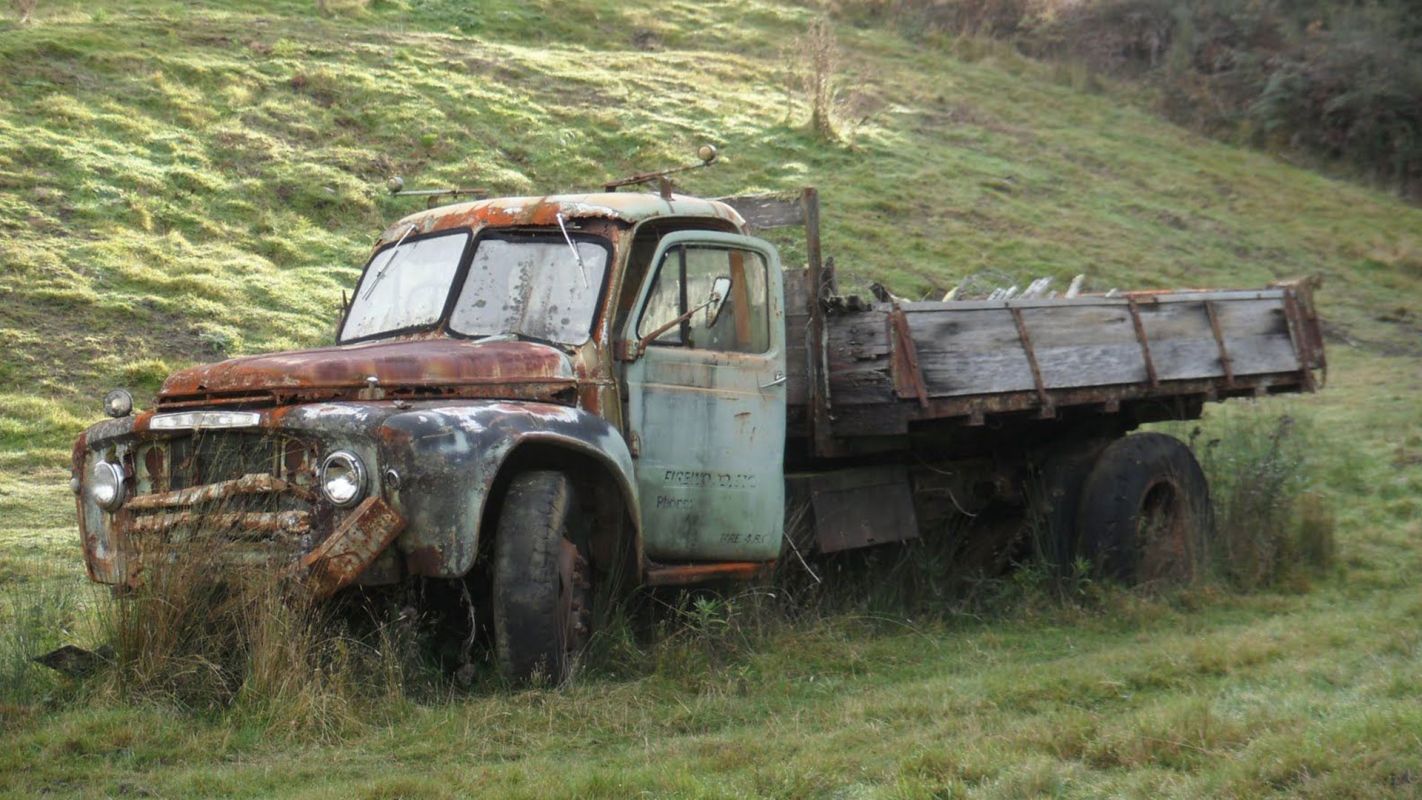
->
[721, 191, 1325, 456]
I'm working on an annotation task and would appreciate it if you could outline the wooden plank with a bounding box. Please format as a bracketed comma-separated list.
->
[795, 289, 1309, 422]
[716, 193, 806, 230]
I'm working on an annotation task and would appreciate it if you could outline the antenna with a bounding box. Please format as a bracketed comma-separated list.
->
[385, 176, 488, 208]
[603, 144, 719, 200]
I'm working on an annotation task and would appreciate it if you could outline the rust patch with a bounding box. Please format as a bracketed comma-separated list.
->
[302, 497, 406, 597]
[643, 560, 772, 586]
[159, 339, 575, 409]
[123, 510, 311, 537]
[402, 544, 447, 576]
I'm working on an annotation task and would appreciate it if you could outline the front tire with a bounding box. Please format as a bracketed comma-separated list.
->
[491, 471, 591, 683]
[1076, 433, 1214, 586]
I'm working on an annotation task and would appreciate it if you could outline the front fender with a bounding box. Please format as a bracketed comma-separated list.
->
[377, 401, 639, 578]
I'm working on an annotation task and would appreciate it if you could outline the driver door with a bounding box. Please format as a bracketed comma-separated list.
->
[620, 231, 787, 562]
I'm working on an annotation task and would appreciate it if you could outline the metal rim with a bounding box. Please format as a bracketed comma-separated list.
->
[556, 538, 591, 674]
[1136, 478, 1193, 584]
[319, 450, 367, 507]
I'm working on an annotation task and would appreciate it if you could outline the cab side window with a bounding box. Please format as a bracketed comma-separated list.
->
[637, 245, 770, 353]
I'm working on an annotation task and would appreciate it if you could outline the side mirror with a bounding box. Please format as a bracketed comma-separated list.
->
[705, 276, 731, 329]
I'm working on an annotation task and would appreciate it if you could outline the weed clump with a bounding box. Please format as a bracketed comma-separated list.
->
[1191, 410, 1336, 591]
[9, 0, 37, 25]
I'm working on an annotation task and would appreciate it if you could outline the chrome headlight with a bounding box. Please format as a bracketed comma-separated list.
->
[88, 461, 126, 511]
[320, 451, 367, 507]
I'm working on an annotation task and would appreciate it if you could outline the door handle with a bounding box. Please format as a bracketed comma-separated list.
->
[760, 370, 787, 389]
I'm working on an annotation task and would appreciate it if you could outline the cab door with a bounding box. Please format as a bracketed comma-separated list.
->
[620, 231, 786, 562]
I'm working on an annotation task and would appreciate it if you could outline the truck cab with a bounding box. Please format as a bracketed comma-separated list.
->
[72, 192, 790, 681]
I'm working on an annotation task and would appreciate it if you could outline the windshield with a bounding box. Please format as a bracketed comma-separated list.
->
[448, 235, 609, 346]
[341, 231, 469, 342]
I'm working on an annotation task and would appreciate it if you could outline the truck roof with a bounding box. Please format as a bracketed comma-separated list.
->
[378, 192, 746, 245]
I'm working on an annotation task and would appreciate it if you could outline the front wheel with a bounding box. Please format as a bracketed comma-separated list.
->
[1076, 433, 1214, 586]
[491, 470, 591, 683]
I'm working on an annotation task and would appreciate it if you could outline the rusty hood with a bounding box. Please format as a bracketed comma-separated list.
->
[157, 338, 577, 408]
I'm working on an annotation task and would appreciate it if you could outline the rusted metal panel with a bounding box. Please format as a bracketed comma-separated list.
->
[375, 192, 746, 246]
[374, 400, 641, 579]
[302, 496, 406, 598]
[808, 466, 918, 553]
[159, 339, 577, 409]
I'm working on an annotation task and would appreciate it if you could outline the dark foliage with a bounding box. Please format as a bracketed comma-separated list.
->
[839, 0, 1422, 200]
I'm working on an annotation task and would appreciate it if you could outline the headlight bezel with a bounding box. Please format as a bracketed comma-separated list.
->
[320, 450, 368, 508]
[88, 460, 126, 511]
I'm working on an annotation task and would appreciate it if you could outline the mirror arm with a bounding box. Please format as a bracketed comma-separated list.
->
[625, 294, 720, 361]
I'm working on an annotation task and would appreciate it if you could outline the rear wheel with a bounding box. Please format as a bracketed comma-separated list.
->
[1076, 433, 1214, 586]
[1034, 440, 1110, 571]
[491, 471, 591, 683]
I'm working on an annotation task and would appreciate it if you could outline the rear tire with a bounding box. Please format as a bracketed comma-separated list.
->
[492, 471, 591, 683]
[1076, 433, 1213, 586]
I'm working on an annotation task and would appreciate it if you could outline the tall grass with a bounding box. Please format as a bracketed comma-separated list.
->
[0, 572, 99, 712]
[86, 522, 445, 736]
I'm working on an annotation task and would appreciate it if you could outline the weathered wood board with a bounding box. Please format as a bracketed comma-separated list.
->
[782, 273, 1322, 437]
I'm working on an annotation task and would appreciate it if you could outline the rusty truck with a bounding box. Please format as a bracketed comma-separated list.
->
[70, 171, 1326, 681]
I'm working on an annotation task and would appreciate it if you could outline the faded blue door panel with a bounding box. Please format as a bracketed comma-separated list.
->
[621, 232, 787, 562]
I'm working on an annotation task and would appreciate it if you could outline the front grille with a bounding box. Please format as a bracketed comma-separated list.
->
[121, 431, 326, 549]
[139, 432, 315, 498]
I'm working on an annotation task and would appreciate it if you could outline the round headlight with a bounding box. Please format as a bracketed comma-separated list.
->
[320, 451, 367, 507]
[88, 461, 126, 511]
[103, 389, 133, 418]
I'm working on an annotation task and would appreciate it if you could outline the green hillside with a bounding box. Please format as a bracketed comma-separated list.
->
[2, 2, 1421, 797]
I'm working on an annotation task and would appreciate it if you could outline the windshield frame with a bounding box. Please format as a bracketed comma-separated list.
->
[338, 228, 475, 345]
[445, 229, 614, 348]
[337, 226, 615, 347]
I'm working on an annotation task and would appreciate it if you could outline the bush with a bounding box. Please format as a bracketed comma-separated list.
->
[1190, 410, 1336, 591]
[836, 0, 1422, 200]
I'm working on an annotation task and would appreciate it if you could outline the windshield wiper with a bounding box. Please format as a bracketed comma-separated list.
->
[555, 213, 589, 289]
[361, 224, 418, 300]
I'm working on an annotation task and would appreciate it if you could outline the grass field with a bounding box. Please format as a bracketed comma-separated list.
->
[2, 1, 1421, 797]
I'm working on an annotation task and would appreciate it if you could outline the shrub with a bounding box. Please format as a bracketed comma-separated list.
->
[836, 0, 1422, 200]
[787, 17, 842, 140]
[1190, 410, 1336, 591]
